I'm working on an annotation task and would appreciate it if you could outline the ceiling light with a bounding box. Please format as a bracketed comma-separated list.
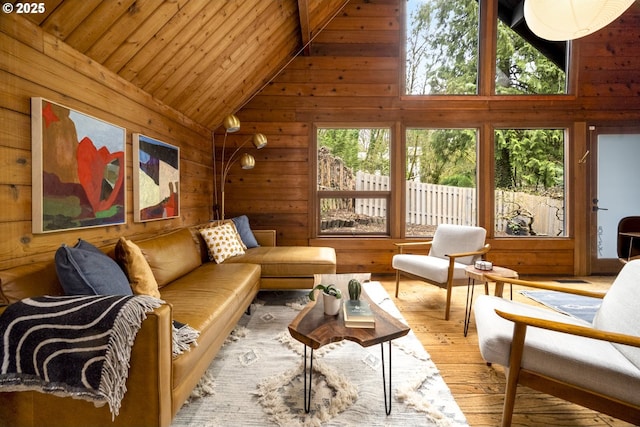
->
[524, 0, 636, 41]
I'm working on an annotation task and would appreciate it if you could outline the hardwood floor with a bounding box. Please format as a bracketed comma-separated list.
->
[372, 273, 634, 427]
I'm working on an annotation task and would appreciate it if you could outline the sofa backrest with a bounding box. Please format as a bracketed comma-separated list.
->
[0, 261, 64, 305]
[135, 228, 202, 288]
[593, 259, 640, 369]
[429, 224, 487, 265]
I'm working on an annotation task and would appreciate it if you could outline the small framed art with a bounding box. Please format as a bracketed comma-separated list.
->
[132, 133, 180, 222]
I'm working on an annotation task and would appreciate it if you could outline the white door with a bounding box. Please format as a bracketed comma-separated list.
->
[590, 128, 640, 273]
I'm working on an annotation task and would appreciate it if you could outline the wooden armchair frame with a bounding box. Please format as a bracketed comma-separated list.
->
[394, 241, 491, 320]
[483, 274, 640, 427]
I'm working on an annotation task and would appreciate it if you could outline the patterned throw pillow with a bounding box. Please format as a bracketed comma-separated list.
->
[199, 222, 246, 263]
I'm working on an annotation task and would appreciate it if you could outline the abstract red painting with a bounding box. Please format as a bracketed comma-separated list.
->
[32, 98, 126, 233]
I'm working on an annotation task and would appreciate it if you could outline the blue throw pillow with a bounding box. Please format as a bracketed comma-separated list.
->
[55, 239, 132, 296]
[232, 215, 259, 248]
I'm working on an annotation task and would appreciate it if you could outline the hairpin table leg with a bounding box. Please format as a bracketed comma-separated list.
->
[303, 345, 314, 413]
[381, 340, 393, 415]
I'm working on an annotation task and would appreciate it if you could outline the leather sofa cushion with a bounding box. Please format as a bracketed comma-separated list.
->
[160, 262, 261, 388]
[225, 246, 337, 277]
[136, 228, 202, 288]
[0, 262, 63, 305]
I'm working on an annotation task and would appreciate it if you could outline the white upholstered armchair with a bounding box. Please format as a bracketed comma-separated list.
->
[474, 260, 640, 426]
[392, 224, 490, 320]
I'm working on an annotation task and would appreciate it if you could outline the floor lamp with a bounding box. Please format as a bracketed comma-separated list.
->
[213, 114, 267, 221]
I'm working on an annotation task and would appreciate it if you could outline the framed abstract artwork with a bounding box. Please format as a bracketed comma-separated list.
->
[31, 97, 126, 233]
[132, 134, 180, 222]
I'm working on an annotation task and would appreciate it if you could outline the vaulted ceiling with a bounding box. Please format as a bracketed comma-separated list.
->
[23, 0, 348, 130]
[23, 0, 568, 132]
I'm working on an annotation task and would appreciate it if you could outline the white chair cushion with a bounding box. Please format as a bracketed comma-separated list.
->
[392, 254, 467, 284]
[593, 259, 640, 369]
[475, 294, 640, 406]
[429, 224, 486, 265]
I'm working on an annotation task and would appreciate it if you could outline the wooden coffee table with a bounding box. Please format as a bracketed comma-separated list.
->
[288, 281, 410, 415]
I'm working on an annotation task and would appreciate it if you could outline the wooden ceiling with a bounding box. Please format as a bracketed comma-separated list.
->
[21, 0, 348, 130]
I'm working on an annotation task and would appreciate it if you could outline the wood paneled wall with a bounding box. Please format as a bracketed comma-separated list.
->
[0, 14, 212, 270]
[232, 0, 640, 275]
[1, 0, 639, 276]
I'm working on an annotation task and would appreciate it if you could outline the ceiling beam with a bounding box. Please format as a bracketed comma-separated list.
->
[297, 0, 311, 56]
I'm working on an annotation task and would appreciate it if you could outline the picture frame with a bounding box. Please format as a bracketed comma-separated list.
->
[132, 133, 180, 222]
[31, 97, 126, 233]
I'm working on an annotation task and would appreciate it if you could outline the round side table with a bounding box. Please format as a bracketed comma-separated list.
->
[463, 265, 519, 336]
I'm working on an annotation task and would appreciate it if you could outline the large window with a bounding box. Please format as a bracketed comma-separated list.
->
[405, 0, 479, 95]
[405, 128, 477, 236]
[496, 19, 567, 94]
[494, 128, 566, 237]
[405, 0, 568, 96]
[317, 128, 391, 235]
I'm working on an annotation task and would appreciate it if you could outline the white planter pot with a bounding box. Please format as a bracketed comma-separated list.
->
[322, 293, 341, 316]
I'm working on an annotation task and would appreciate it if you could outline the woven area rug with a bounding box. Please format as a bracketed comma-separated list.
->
[520, 289, 602, 323]
[171, 282, 468, 426]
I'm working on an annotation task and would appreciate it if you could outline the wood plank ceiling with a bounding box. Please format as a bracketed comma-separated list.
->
[20, 0, 348, 130]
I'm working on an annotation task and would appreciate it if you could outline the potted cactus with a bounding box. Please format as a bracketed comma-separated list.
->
[348, 279, 362, 301]
[309, 284, 342, 315]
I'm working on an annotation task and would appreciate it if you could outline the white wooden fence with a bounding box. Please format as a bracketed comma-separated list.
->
[352, 172, 564, 236]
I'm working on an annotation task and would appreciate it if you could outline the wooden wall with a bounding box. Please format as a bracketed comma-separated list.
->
[1, 0, 639, 276]
[0, 14, 212, 270]
[232, 0, 640, 275]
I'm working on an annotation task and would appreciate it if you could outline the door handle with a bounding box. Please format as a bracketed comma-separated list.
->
[592, 198, 608, 211]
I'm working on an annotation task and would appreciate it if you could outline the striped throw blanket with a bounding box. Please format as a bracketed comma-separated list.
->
[0, 295, 163, 418]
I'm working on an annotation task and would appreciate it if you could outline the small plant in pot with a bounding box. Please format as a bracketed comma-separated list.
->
[348, 279, 361, 301]
[309, 284, 342, 315]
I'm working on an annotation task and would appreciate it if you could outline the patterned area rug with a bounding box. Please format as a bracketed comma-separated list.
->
[520, 290, 602, 323]
[171, 282, 468, 426]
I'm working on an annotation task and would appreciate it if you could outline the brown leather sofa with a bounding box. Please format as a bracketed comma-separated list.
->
[0, 227, 336, 427]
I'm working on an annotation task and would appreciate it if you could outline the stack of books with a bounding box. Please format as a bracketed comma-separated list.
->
[343, 300, 375, 328]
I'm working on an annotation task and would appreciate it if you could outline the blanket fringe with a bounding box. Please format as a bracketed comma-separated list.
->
[98, 295, 163, 419]
[173, 323, 200, 357]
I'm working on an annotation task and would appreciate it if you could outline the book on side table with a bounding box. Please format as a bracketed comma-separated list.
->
[343, 300, 375, 328]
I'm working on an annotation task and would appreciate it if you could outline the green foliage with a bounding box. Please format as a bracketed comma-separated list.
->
[494, 129, 564, 190]
[318, 129, 359, 169]
[495, 21, 566, 95]
[440, 174, 475, 188]
[406, 128, 476, 185]
[406, 0, 479, 95]
[309, 284, 342, 300]
[318, 128, 390, 175]
[405, 0, 566, 191]
[407, 0, 565, 96]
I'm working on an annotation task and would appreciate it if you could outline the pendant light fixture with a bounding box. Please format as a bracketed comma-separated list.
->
[524, 0, 636, 41]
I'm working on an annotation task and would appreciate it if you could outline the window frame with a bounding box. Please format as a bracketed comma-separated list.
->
[403, 126, 480, 237]
[401, 0, 576, 98]
[312, 123, 394, 237]
[491, 125, 569, 239]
